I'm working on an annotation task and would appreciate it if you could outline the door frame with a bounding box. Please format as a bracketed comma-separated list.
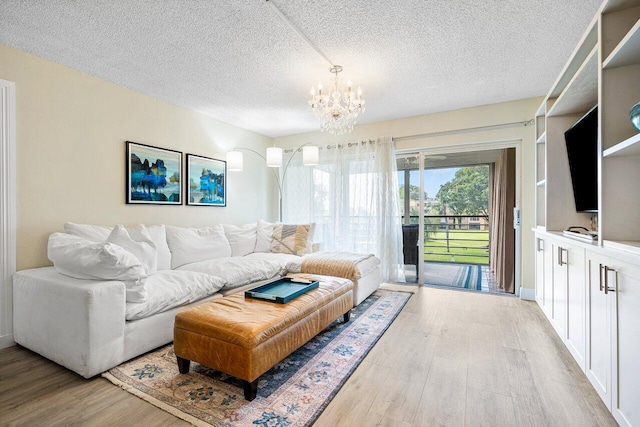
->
[0, 78, 17, 349]
[397, 138, 522, 296]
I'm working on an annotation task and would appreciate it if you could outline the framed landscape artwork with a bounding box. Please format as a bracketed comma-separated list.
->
[186, 153, 226, 206]
[126, 141, 182, 205]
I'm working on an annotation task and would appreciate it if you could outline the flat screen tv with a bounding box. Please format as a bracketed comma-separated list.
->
[564, 105, 598, 213]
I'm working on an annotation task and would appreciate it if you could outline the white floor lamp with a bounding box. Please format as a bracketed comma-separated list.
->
[227, 143, 319, 221]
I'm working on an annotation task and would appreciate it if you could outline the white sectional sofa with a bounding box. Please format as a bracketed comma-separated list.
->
[12, 220, 381, 378]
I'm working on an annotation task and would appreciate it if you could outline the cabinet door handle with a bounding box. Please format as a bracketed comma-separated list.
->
[558, 247, 567, 266]
[537, 238, 543, 252]
[599, 263, 604, 292]
[604, 265, 616, 294]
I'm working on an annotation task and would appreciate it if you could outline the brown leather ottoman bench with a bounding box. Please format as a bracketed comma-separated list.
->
[173, 274, 353, 401]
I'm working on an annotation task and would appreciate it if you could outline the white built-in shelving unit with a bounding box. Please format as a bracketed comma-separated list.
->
[534, 1, 640, 426]
[534, 0, 640, 256]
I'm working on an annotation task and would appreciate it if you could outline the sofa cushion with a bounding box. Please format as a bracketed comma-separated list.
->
[128, 224, 172, 271]
[64, 222, 112, 242]
[47, 232, 148, 302]
[286, 251, 381, 279]
[176, 256, 284, 290]
[254, 220, 275, 253]
[107, 225, 157, 275]
[223, 222, 257, 257]
[243, 252, 301, 269]
[125, 270, 225, 321]
[270, 223, 312, 256]
[165, 225, 231, 269]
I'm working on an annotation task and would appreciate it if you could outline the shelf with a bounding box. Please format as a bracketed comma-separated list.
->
[548, 19, 598, 99]
[604, 0, 640, 14]
[603, 19, 640, 69]
[537, 132, 546, 144]
[537, 179, 546, 187]
[603, 239, 640, 257]
[603, 132, 640, 157]
[547, 46, 598, 117]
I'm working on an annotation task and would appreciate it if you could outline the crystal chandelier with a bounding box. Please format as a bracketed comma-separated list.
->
[308, 65, 365, 135]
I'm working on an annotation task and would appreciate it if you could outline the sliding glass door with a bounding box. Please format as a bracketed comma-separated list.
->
[397, 151, 493, 285]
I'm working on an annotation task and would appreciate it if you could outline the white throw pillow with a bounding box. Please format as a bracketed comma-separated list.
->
[223, 222, 257, 256]
[63, 222, 112, 242]
[47, 232, 148, 302]
[254, 220, 275, 253]
[106, 225, 157, 275]
[165, 225, 232, 269]
[127, 224, 172, 271]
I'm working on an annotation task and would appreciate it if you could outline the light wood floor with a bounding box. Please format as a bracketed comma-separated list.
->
[0, 285, 617, 426]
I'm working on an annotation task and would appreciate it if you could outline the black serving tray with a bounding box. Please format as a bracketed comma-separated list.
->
[245, 277, 319, 304]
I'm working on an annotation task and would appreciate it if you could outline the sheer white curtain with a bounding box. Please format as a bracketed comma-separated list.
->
[282, 136, 405, 282]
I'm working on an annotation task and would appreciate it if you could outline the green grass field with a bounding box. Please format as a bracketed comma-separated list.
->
[423, 230, 489, 264]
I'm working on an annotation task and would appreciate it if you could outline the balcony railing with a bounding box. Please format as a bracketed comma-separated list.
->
[403, 215, 490, 265]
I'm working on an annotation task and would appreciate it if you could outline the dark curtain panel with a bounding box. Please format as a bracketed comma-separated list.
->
[489, 148, 516, 293]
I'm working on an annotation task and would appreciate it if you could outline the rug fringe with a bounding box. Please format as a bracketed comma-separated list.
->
[102, 372, 212, 427]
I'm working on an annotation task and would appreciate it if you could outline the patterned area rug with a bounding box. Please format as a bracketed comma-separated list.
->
[102, 289, 411, 426]
[424, 263, 482, 290]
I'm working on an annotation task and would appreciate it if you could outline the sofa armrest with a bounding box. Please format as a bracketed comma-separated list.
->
[13, 267, 126, 378]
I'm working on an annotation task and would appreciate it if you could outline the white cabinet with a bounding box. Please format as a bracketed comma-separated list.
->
[535, 233, 587, 368]
[534, 235, 553, 316]
[535, 231, 640, 426]
[586, 250, 640, 427]
[548, 239, 586, 368]
[563, 243, 586, 369]
[550, 242, 567, 338]
[586, 251, 613, 406]
[610, 259, 640, 427]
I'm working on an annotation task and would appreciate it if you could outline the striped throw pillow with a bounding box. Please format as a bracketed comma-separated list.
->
[271, 223, 311, 255]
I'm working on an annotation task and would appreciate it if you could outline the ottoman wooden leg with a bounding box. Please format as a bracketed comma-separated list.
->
[343, 310, 351, 322]
[243, 379, 258, 401]
[177, 356, 191, 374]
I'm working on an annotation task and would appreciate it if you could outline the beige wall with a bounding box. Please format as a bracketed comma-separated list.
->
[273, 98, 543, 290]
[0, 43, 277, 270]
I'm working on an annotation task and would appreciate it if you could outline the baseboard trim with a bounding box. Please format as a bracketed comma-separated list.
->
[519, 287, 535, 301]
[0, 333, 15, 349]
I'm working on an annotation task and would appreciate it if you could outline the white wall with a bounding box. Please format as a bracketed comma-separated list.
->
[0, 43, 278, 272]
[273, 97, 542, 290]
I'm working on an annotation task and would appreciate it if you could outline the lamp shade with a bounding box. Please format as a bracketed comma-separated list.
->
[303, 145, 319, 165]
[266, 147, 282, 167]
[226, 151, 243, 171]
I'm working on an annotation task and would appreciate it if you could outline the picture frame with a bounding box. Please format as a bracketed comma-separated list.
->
[186, 153, 226, 207]
[126, 141, 182, 205]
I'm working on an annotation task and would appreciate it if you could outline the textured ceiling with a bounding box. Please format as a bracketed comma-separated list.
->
[0, 0, 603, 138]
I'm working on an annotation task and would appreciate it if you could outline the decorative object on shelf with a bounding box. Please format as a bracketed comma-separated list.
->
[226, 143, 318, 220]
[185, 154, 226, 207]
[308, 65, 366, 135]
[126, 141, 182, 205]
[265, 0, 366, 135]
[630, 101, 640, 132]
